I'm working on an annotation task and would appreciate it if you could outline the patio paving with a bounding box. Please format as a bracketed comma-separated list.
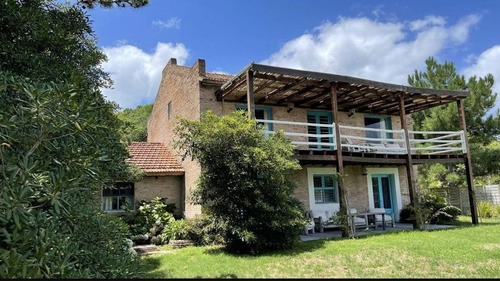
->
[300, 223, 455, 241]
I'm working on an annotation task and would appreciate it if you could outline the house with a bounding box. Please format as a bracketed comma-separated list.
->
[142, 58, 478, 225]
[101, 142, 184, 217]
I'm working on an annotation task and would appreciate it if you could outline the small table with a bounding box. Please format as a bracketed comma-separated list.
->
[353, 211, 387, 231]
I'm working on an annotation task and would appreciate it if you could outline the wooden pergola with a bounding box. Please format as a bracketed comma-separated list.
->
[216, 63, 478, 230]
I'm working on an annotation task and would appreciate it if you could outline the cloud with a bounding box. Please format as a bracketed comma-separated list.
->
[462, 45, 500, 115]
[102, 42, 189, 109]
[152, 17, 181, 29]
[261, 15, 480, 86]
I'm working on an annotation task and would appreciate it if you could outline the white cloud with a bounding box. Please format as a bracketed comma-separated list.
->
[261, 15, 480, 86]
[462, 45, 500, 115]
[152, 17, 181, 29]
[102, 42, 189, 109]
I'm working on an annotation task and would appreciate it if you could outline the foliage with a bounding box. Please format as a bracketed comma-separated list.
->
[0, 72, 138, 278]
[117, 103, 153, 143]
[174, 111, 306, 254]
[78, 0, 149, 9]
[0, 0, 110, 89]
[124, 197, 176, 245]
[399, 192, 459, 225]
[182, 215, 225, 246]
[161, 219, 188, 242]
[477, 201, 497, 220]
[432, 206, 461, 224]
[0, 0, 145, 278]
[408, 57, 500, 179]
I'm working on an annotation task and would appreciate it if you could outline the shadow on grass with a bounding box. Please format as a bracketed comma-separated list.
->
[137, 255, 164, 278]
[202, 236, 329, 258]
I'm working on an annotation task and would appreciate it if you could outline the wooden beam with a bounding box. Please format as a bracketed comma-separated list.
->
[219, 77, 247, 100]
[457, 99, 479, 225]
[256, 79, 303, 104]
[276, 84, 317, 105]
[295, 89, 330, 107]
[331, 83, 351, 237]
[399, 95, 420, 230]
[246, 70, 255, 119]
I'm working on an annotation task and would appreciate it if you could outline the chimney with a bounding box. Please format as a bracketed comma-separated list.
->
[193, 59, 206, 77]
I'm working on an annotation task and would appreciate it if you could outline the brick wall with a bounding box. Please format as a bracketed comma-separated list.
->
[135, 175, 183, 216]
[148, 59, 206, 218]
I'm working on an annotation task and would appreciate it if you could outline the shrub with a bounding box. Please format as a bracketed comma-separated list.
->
[123, 197, 176, 245]
[478, 201, 496, 219]
[174, 111, 306, 254]
[432, 206, 461, 223]
[183, 215, 225, 246]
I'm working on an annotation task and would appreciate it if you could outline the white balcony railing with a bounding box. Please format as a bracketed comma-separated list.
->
[256, 119, 466, 155]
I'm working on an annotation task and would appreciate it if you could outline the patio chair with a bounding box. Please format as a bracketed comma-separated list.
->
[312, 209, 339, 233]
[304, 210, 315, 235]
[369, 208, 395, 228]
[349, 208, 368, 228]
[384, 143, 404, 154]
[343, 138, 370, 153]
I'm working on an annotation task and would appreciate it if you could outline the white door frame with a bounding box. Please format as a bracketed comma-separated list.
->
[366, 167, 402, 221]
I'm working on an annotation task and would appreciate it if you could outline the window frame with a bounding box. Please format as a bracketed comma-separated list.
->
[307, 110, 333, 150]
[102, 182, 135, 212]
[313, 174, 338, 204]
[363, 114, 393, 143]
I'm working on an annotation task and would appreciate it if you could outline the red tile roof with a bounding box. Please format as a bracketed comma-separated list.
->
[126, 142, 184, 175]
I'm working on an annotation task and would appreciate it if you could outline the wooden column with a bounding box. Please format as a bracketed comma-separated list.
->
[398, 95, 420, 230]
[331, 84, 350, 237]
[246, 69, 255, 119]
[457, 99, 479, 225]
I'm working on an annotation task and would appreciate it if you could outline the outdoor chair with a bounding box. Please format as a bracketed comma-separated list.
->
[369, 208, 395, 228]
[312, 209, 339, 233]
[343, 138, 370, 153]
[304, 210, 315, 235]
[349, 208, 369, 228]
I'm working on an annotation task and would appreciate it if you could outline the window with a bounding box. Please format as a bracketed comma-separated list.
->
[102, 182, 134, 212]
[168, 101, 172, 119]
[235, 105, 273, 131]
[364, 115, 392, 144]
[313, 174, 338, 203]
[307, 111, 333, 150]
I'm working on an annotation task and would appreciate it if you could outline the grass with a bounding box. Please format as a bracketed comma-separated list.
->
[139, 216, 500, 278]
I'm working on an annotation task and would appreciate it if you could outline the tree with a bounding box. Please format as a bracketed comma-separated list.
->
[78, 0, 149, 9]
[174, 111, 306, 254]
[408, 57, 500, 179]
[117, 104, 153, 143]
[0, 0, 146, 278]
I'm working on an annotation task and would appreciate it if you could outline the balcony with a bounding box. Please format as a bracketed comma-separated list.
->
[257, 119, 466, 165]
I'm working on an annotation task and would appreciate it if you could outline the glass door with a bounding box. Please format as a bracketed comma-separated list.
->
[371, 174, 394, 214]
[307, 111, 333, 150]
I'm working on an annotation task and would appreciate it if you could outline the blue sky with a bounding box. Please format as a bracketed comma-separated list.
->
[85, 0, 500, 112]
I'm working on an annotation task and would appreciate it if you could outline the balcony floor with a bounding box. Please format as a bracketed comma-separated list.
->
[295, 149, 464, 165]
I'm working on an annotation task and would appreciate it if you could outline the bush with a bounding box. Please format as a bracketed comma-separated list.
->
[432, 206, 461, 223]
[478, 201, 496, 219]
[123, 197, 176, 245]
[174, 111, 306, 254]
[399, 192, 460, 225]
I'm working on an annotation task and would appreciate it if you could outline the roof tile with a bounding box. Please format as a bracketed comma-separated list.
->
[126, 142, 184, 175]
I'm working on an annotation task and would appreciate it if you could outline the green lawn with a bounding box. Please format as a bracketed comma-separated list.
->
[139, 216, 500, 278]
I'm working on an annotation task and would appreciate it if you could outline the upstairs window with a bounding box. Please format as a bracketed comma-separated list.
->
[364, 115, 393, 144]
[307, 111, 333, 150]
[168, 101, 172, 120]
[102, 182, 135, 212]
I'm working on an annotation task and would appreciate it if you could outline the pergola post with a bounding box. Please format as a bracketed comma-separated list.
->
[398, 95, 420, 230]
[457, 99, 479, 225]
[331, 83, 351, 237]
[246, 69, 255, 119]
